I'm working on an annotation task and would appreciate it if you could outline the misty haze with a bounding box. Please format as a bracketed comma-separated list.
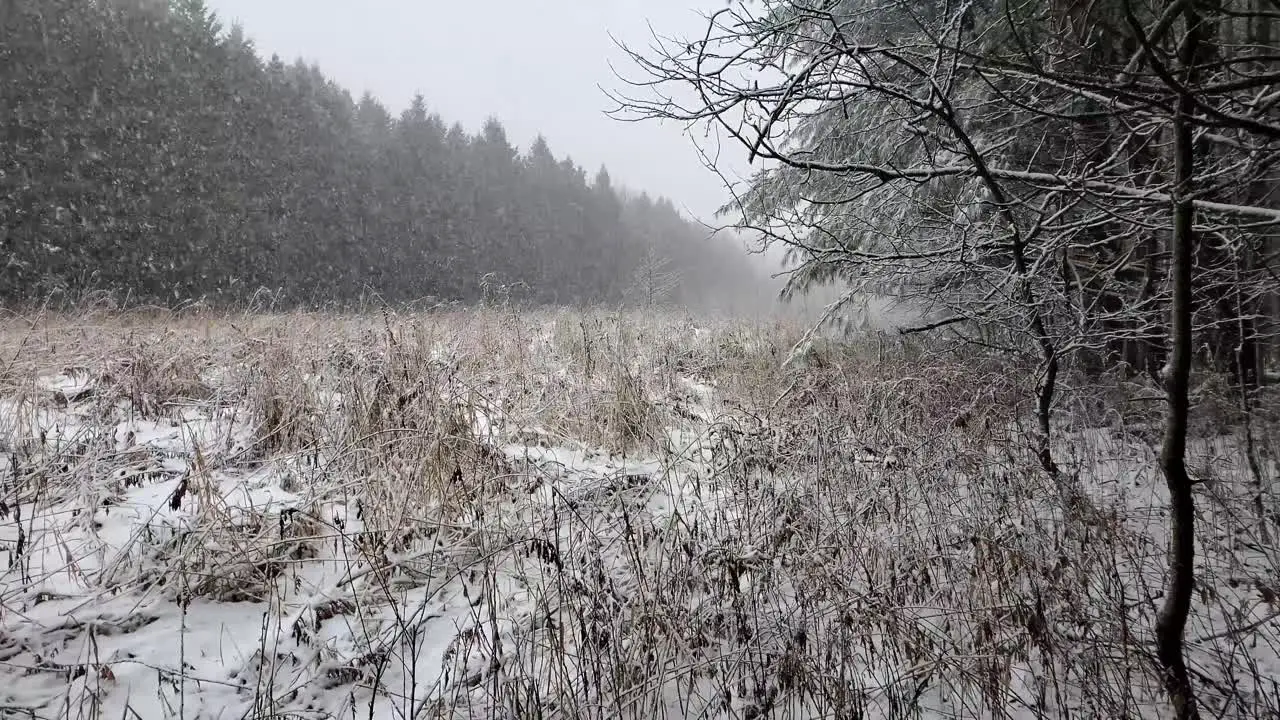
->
[1, 1, 1278, 719]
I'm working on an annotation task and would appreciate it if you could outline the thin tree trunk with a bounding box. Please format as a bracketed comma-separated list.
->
[1250, 0, 1278, 381]
[1156, 3, 1202, 716]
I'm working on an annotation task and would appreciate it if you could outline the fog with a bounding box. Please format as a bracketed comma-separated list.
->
[4, 0, 797, 314]
[3, 5, 1274, 718]
[204, 0, 754, 226]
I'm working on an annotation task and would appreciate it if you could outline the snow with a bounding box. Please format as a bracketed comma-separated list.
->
[1, 342, 1277, 719]
[35, 368, 97, 402]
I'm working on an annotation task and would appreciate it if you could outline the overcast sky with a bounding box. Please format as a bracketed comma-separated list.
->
[203, 0, 753, 224]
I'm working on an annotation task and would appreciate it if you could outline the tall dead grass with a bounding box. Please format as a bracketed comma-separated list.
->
[0, 305, 1276, 719]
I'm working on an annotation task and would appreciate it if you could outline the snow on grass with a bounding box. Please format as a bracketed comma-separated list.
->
[0, 308, 1277, 719]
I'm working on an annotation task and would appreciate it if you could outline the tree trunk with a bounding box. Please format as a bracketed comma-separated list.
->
[1155, 3, 1202, 717]
[1249, 0, 1278, 381]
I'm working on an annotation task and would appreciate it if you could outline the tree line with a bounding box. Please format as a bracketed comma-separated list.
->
[618, 0, 1279, 387]
[0, 0, 764, 310]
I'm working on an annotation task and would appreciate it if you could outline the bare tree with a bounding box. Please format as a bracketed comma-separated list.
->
[608, 0, 1280, 714]
[1157, 3, 1205, 715]
[627, 243, 681, 308]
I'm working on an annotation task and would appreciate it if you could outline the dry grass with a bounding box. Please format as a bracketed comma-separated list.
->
[0, 306, 1277, 719]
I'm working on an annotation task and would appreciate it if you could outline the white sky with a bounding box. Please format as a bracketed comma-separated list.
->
[203, 0, 755, 224]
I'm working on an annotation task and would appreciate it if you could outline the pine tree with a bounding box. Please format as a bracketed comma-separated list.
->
[0, 0, 762, 309]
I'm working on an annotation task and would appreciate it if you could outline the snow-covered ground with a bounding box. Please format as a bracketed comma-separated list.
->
[0, 310, 1277, 719]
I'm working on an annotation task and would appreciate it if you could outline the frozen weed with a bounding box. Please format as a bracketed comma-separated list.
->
[0, 307, 1275, 719]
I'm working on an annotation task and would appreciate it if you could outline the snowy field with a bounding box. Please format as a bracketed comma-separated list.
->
[0, 308, 1277, 719]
